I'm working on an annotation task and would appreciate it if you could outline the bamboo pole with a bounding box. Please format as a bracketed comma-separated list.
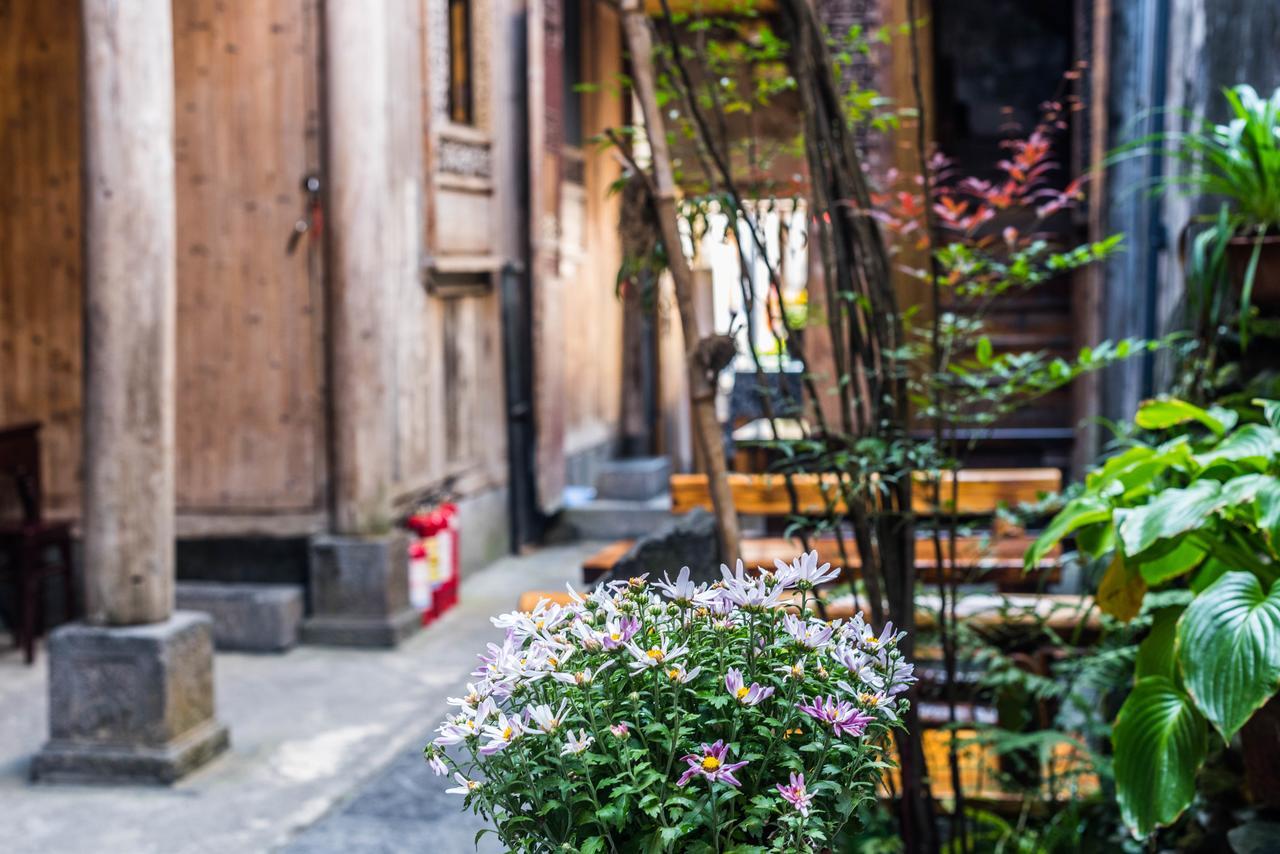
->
[618, 0, 741, 562]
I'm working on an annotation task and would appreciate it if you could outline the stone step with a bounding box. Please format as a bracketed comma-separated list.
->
[175, 582, 304, 653]
[558, 494, 674, 540]
[594, 456, 672, 501]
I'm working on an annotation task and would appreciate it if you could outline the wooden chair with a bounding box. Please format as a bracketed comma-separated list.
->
[0, 423, 76, 664]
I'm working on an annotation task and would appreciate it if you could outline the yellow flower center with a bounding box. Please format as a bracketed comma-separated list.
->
[610, 633, 622, 642]
[736, 686, 751, 700]
[701, 756, 721, 771]
[669, 668, 682, 681]
[535, 620, 545, 630]
[503, 726, 513, 740]
[548, 656, 559, 667]
[860, 692, 881, 706]
[646, 648, 665, 663]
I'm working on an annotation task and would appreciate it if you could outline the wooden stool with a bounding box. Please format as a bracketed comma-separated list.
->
[0, 423, 76, 664]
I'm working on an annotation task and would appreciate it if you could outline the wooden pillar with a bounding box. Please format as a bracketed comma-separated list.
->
[81, 0, 177, 627]
[324, 0, 396, 535]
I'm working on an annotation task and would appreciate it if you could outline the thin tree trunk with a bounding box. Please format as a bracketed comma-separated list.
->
[618, 0, 741, 562]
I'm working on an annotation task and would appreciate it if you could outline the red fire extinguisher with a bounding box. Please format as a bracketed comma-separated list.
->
[406, 503, 460, 625]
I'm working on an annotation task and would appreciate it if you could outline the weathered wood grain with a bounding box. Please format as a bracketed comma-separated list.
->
[172, 0, 326, 513]
[81, 0, 177, 624]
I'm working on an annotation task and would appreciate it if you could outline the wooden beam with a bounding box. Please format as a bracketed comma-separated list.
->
[669, 469, 1062, 516]
[324, 0, 398, 534]
[81, 0, 178, 626]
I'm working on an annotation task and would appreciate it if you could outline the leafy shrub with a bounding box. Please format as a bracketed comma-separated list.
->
[1029, 397, 1280, 836]
[426, 553, 915, 852]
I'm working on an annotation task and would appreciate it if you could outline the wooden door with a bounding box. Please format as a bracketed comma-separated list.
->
[172, 0, 326, 512]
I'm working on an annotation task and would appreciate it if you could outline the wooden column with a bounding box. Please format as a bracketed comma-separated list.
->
[324, 0, 397, 535]
[81, 0, 178, 626]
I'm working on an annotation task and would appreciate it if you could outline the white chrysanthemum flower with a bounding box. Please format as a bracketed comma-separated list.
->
[560, 729, 594, 756]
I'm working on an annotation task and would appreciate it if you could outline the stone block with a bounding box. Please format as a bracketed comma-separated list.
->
[32, 612, 230, 784]
[612, 507, 720, 585]
[300, 533, 420, 648]
[594, 456, 672, 501]
[559, 495, 673, 540]
[175, 582, 303, 652]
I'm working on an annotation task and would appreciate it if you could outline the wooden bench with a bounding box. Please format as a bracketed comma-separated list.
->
[584, 468, 1063, 590]
[584, 532, 1057, 588]
[516, 589, 1099, 635]
[669, 468, 1062, 516]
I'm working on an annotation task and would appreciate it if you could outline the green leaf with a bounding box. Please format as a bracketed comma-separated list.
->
[1113, 676, 1207, 837]
[1135, 397, 1230, 436]
[1025, 496, 1113, 568]
[1254, 398, 1280, 430]
[1139, 539, 1206, 586]
[1257, 479, 1280, 543]
[1191, 557, 1231, 594]
[1178, 571, 1280, 740]
[975, 336, 993, 365]
[1136, 606, 1183, 680]
[1193, 424, 1279, 469]
[1116, 479, 1225, 557]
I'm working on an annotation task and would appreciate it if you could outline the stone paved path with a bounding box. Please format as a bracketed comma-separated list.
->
[279, 735, 500, 853]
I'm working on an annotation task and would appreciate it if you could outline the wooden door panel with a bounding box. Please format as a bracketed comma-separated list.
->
[172, 0, 325, 511]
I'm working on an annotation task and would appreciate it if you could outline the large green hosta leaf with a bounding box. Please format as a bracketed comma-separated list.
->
[1114, 676, 1207, 837]
[1116, 479, 1225, 557]
[1178, 571, 1280, 740]
[1134, 398, 1233, 436]
[1194, 424, 1280, 470]
[1024, 495, 1113, 568]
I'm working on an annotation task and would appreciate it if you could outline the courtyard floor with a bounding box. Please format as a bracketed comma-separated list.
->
[0, 541, 598, 854]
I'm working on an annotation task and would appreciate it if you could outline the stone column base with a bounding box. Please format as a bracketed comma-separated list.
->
[300, 533, 420, 648]
[32, 612, 229, 785]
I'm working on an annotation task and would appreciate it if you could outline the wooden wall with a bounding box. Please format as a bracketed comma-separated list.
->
[0, 0, 612, 534]
[0, 0, 83, 517]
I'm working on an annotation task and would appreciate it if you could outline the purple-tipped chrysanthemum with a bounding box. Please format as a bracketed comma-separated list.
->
[776, 771, 815, 816]
[676, 740, 749, 787]
[724, 666, 775, 706]
[796, 695, 875, 738]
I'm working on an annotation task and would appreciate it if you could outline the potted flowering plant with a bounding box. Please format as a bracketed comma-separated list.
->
[426, 552, 915, 852]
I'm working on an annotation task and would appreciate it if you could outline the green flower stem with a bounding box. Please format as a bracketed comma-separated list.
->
[707, 778, 722, 854]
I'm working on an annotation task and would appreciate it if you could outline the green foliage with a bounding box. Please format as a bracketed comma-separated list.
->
[1178, 571, 1280, 740]
[1031, 397, 1280, 836]
[1113, 84, 1280, 232]
[1112, 676, 1208, 836]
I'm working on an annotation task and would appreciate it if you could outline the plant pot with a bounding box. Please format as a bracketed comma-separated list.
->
[1241, 692, 1280, 809]
[1227, 233, 1280, 312]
